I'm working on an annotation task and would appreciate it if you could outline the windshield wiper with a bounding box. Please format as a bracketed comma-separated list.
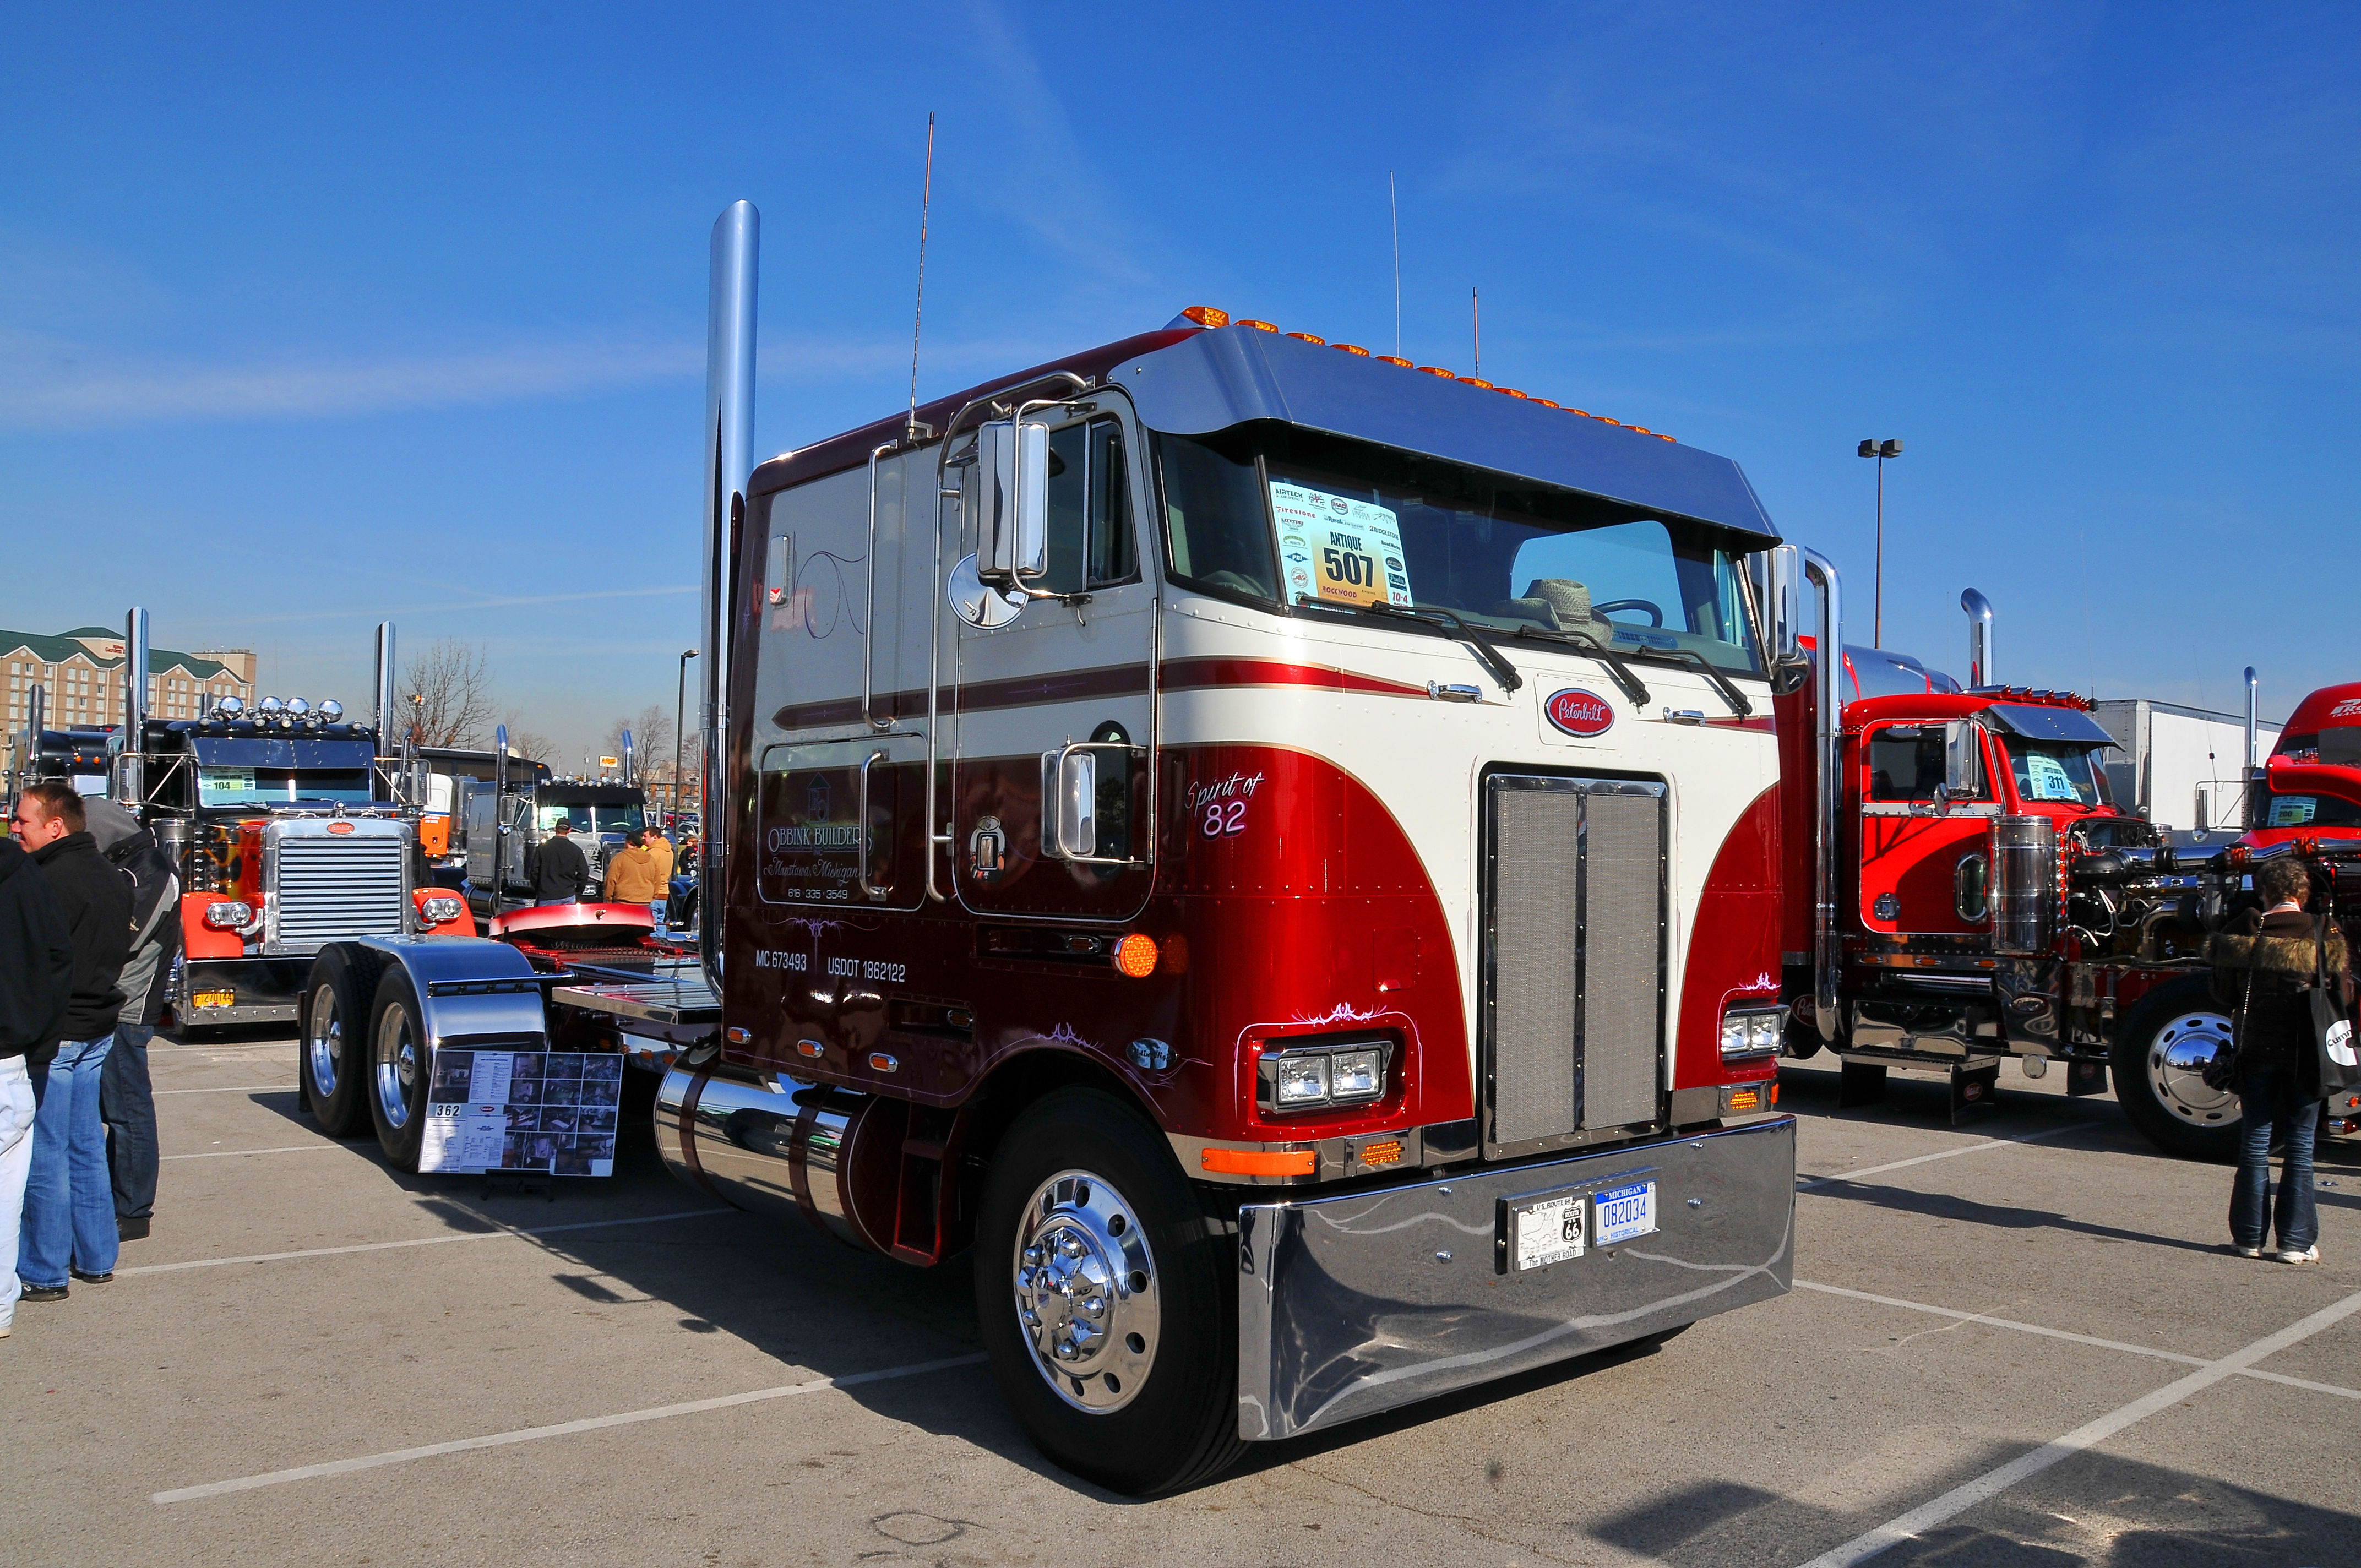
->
[1506, 625, 1650, 706]
[1651, 647, 1752, 717]
[1299, 597, 1524, 694]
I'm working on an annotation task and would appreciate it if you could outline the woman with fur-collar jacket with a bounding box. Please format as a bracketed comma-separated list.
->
[2206, 858, 2352, 1264]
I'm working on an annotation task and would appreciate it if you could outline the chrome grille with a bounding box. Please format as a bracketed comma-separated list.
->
[1484, 774, 1667, 1157]
[272, 837, 407, 948]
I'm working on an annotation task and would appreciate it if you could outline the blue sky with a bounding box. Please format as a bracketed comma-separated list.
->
[4, 3, 2354, 755]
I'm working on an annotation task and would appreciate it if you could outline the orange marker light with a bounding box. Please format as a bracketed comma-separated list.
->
[1114, 933, 1160, 978]
[1533, 398, 1562, 409]
[1417, 365, 1456, 378]
[1628, 426, 1653, 435]
[1201, 1147, 1316, 1177]
[1332, 343, 1371, 356]
[1180, 305, 1230, 328]
[1238, 318, 1281, 333]
[1655, 432, 1677, 442]
[1286, 331, 1327, 346]
[1457, 377, 1494, 389]
[1567, 408, 1592, 417]
[1727, 1086, 1761, 1112]
[1377, 356, 1415, 368]
[1498, 388, 1528, 399]
[1358, 1139, 1404, 1167]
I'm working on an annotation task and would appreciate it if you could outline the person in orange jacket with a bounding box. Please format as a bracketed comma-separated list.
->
[603, 831, 663, 915]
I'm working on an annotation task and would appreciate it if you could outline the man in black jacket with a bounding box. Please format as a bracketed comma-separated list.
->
[0, 830, 74, 1336]
[10, 782, 133, 1302]
[86, 798, 178, 1242]
[2209, 857, 2354, 1265]
[530, 818, 591, 905]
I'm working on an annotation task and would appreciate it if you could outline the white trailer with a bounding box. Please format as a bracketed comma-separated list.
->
[2093, 696, 2281, 833]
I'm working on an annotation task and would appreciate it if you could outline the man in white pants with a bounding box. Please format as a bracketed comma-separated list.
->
[0, 829, 76, 1337]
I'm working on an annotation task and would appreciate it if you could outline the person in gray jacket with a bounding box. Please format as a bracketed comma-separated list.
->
[84, 799, 179, 1242]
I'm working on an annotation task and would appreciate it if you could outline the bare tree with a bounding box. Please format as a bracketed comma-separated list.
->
[602, 704, 674, 778]
[496, 709, 555, 766]
[401, 639, 497, 747]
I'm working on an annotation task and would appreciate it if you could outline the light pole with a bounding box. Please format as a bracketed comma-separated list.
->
[1857, 438, 1903, 646]
[674, 649, 698, 826]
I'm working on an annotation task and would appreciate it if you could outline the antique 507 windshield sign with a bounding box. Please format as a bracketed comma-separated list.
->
[1270, 481, 1413, 609]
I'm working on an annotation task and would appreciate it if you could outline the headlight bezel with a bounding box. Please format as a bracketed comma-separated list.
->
[1718, 1003, 1789, 1060]
[203, 900, 253, 931]
[1255, 1035, 1395, 1118]
[420, 895, 466, 925]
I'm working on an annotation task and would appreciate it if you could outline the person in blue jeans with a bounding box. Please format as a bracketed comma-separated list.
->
[20, 1036, 118, 1292]
[10, 783, 133, 1303]
[2209, 857, 2351, 1264]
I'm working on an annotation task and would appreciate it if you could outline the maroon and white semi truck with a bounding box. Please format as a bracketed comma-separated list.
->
[296, 202, 1803, 1494]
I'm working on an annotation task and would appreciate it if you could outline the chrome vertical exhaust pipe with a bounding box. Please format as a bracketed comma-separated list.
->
[1961, 588, 1993, 689]
[1804, 549, 1844, 1042]
[373, 622, 398, 756]
[119, 607, 150, 805]
[2244, 667, 2259, 772]
[700, 200, 758, 992]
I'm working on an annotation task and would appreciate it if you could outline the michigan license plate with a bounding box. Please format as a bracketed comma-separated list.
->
[1593, 1182, 1658, 1246]
[1508, 1191, 1587, 1271]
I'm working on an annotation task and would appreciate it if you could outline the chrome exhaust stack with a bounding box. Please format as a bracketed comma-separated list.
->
[1961, 587, 1993, 689]
[373, 622, 398, 757]
[1803, 549, 1843, 1042]
[118, 607, 150, 805]
[2244, 666, 2260, 771]
[700, 199, 759, 994]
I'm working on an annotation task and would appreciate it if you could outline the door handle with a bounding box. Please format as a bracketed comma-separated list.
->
[1427, 681, 1482, 703]
[857, 750, 890, 901]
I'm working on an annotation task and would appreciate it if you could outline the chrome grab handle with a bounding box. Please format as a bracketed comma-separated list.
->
[1662, 708, 1706, 725]
[1428, 681, 1482, 703]
[857, 749, 890, 901]
[863, 442, 895, 732]
[1040, 739, 1150, 866]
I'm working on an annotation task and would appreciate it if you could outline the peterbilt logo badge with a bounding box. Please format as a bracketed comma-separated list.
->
[327, 821, 355, 835]
[1544, 688, 1615, 737]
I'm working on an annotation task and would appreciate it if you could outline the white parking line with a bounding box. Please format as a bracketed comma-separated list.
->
[154, 1085, 299, 1096]
[117, 1207, 734, 1275]
[161, 1144, 343, 1162]
[151, 1352, 989, 1503]
[1796, 1122, 2081, 1190]
[149, 1043, 294, 1053]
[1793, 1287, 2361, 1567]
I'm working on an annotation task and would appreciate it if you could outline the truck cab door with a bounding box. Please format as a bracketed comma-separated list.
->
[950, 398, 1156, 921]
[1858, 720, 1998, 937]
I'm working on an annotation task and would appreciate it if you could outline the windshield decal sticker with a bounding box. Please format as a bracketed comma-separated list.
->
[1544, 688, 1615, 738]
[1270, 480, 1412, 609]
[2023, 753, 2081, 802]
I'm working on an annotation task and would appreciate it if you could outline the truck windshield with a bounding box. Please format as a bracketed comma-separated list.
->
[2255, 789, 2361, 828]
[2001, 741, 2107, 808]
[1156, 426, 1763, 677]
[198, 767, 375, 806]
[536, 803, 645, 834]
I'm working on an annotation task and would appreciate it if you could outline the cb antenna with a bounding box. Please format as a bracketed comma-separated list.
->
[1472, 286, 1481, 380]
[907, 111, 935, 441]
[1389, 170, 1401, 358]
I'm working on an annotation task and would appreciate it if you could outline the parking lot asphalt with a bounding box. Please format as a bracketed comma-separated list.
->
[4, 1034, 2356, 1567]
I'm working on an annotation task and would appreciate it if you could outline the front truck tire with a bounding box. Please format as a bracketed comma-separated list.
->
[366, 966, 434, 1172]
[973, 1088, 1245, 1496]
[2112, 974, 2243, 1163]
[298, 946, 384, 1139]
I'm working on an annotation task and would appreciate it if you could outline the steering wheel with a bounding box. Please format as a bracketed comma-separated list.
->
[1592, 597, 1664, 628]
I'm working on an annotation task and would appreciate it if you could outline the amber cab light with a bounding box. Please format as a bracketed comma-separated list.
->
[1180, 305, 1230, 328]
[1457, 377, 1494, 389]
[1416, 365, 1456, 378]
[1377, 355, 1415, 368]
[1114, 933, 1159, 978]
[1332, 343, 1371, 356]
[1285, 331, 1327, 345]
[1237, 318, 1280, 333]
[1201, 1147, 1315, 1177]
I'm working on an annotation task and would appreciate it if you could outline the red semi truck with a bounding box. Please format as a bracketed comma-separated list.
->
[1774, 570, 2361, 1156]
[295, 201, 1802, 1495]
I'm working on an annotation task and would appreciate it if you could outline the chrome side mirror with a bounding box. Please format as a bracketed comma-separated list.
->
[1943, 720, 1982, 799]
[1041, 745, 1097, 860]
[976, 419, 1049, 589]
[1760, 543, 1809, 693]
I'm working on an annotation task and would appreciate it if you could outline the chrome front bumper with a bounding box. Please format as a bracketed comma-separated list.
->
[1237, 1114, 1794, 1441]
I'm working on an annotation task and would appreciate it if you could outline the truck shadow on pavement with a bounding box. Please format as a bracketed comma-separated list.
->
[1586, 1450, 2359, 1566]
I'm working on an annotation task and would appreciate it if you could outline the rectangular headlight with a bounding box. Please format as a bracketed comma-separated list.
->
[1720, 1005, 1787, 1059]
[1274, 1054, 1330, 1106]
[1329, 1048, 1385, 1103]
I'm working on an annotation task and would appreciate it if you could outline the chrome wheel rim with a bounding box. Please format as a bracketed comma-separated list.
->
[2148, 1010, 2239, 1126]
[1012, 1168, 1159, 1414]
[374, 1001, 420, 1130]
[306, 982, 342, 1098]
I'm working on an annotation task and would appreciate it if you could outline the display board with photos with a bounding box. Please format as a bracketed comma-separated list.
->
[421, 1048, 625, 1177]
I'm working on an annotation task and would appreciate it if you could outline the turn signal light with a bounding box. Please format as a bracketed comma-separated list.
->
[1180, 305, 1230, 328]
[1113, 933, 1159, 978]
[1728, 1087, 1762, 1112]
[204, 900, 252, 930]
[1357, 1138, 1403, 1168]
[1201, 1147, 1316, 1177]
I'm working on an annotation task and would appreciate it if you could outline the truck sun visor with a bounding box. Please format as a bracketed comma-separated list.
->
[1983, 703, 2117, 747]
[1114, 326, 1779, 546]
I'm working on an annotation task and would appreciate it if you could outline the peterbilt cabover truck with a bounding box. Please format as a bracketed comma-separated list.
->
[1775, 582, 2361, 1158]
[287, 202, 1800, 1495]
